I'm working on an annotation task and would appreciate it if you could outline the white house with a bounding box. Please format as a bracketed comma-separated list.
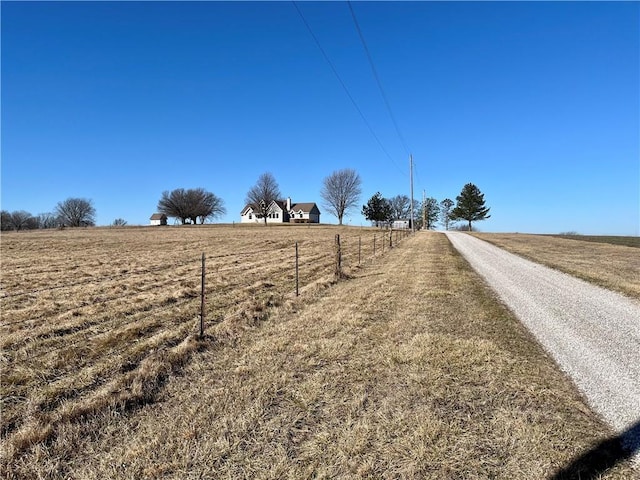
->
[149, 213, 168, 226]
[240, 198, 320, 224]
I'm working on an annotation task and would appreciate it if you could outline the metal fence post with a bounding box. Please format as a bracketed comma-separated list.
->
[335, 234, 342, 278]
[358, 236, 361, 265]
[199, 253, 206, 338]
[295, 241, 299, 297]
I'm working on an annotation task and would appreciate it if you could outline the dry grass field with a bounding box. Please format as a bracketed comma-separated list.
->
[470, 233, 640, 299]
[1, 224, 395, 476]
[1, 227, 635, 478]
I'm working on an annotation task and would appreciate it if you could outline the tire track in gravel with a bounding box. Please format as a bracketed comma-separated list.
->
[445, 232, 640, 464]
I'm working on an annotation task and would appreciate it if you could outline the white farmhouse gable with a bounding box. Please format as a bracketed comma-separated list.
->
[240, 198, 320, 224]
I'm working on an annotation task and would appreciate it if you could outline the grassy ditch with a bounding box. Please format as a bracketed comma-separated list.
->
[4, 231, 634, 479]
[471, 233, 640, 299]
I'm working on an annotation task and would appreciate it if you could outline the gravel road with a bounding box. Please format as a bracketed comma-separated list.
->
[445, 232, 640, 464]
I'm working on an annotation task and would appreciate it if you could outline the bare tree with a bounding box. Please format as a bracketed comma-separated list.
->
[245, 173, 281, 225]
[4, 210, 35, 231]
[192, 189, 226, 224]
[158, 189, 190, 224]
[25, 216, 40, 230]
[158, 188, 226, 225]
[37, 212, 60, 229]
[439, 198, 455, 230]
[389, 195, 411, 220]
[55, 198, 96, 227]
[320, 168, 362, 225]
[112, 218, 128, 226]
[0, 211, 11, 231]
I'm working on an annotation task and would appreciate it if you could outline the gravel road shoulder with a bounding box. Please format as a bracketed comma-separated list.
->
[445, 232, 640, 463]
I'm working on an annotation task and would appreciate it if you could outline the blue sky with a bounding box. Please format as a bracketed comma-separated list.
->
[2, 1, 638, 235]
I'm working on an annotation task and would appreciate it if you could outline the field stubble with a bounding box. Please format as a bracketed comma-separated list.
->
[1, 227, 635, 478]
[1, 224, 391, 474]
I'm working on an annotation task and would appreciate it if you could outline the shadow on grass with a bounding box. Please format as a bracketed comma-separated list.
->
[549, 420, 639, 479]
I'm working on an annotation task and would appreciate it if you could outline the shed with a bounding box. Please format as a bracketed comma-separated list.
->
[150, 213, 168, 226]
[392, 219, 411, 229]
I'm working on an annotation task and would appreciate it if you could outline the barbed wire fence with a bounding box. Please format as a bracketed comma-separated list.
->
[0, 227, 414, 438]
[1, 228, 414, 352]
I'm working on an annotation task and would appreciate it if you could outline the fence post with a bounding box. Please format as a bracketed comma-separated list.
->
[335, 234, 342, 278]
[199, 253, 205, 338]
[373, 235, 376, 256]
[358, 236, 361, 265]
[295, 241, 299, 297]
[390, 229, 393, 249]
[382, 232, 385, 253]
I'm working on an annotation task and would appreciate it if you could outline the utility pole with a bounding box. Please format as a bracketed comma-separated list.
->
[409, 154, 414, 232]
[422, 189, 426, 230]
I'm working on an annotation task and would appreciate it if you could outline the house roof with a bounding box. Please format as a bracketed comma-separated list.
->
[241, 204, 258, 214]
[272, 200, 287, 211]
[150, 213, 167, 220]
[241, 201, 320, 215]
[241, 200, 286, 214]
[290, 203, 320, 214]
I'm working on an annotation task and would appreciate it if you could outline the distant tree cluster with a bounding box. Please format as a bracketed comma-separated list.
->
[361, 183, 490, 231]
[1, 198, 96, 232]
[2, 173, 489, 232]
[428, 183, 490, 231]
[158, 188, 226, 225]
[362, 193, 420, 228]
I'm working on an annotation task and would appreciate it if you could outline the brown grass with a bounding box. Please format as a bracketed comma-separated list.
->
[1, 228, 635, 478]
[1, 225, 398, 471]
[470, 233, 640, 299]
[550, 234, 640, 248]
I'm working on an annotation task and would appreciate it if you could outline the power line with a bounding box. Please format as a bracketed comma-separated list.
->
[292, 1, 405, 176]
[413, 159, 424, 195]
[347, 1, 411, 157]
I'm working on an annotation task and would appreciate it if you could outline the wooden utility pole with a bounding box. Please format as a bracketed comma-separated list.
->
[409, 154, 414, 232]
[422, 189, 426, 231]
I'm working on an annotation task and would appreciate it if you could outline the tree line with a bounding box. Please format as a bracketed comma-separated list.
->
[362, 183, 490, 231]
[1, 198, 96, 231]
[2, 171, 489, 231]
[242, 171, 490, 231]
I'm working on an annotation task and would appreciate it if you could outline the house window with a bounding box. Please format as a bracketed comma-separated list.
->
[299, 213, 303, 218]
[275, 213, 279, 218]
[249, 213, 252, 219]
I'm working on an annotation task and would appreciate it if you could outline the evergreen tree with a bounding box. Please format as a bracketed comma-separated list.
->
[422, 197, 440, 230]
[451, 183, 490, 231]
[362, 192, 392, 227]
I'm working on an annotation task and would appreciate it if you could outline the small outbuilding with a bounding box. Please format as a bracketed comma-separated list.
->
[149, 213, 168, 226]
[392, 219, 412, 229]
